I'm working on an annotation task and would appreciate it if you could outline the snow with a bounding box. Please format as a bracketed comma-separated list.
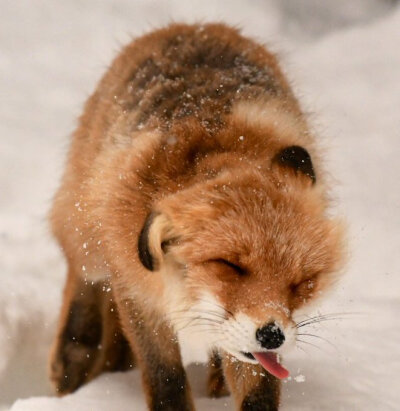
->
[1, 0, 400, 410]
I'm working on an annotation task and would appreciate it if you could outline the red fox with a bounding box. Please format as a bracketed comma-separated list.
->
[49, 23, 345, 410]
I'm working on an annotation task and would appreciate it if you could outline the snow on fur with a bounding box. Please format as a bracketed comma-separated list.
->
[1, 1, 399, 410]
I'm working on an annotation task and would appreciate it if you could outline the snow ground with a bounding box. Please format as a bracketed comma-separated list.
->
[1, 1, 400, 410]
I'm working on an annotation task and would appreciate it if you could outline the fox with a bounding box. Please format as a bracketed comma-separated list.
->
[49, 23, 345, 410]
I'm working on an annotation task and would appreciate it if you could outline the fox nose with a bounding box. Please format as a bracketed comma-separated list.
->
[255, 322, 285, 349]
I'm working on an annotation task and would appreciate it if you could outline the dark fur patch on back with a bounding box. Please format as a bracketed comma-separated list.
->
[117, 27, 287, 132]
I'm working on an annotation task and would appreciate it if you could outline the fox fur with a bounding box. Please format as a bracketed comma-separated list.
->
[49, 23, 344, 410]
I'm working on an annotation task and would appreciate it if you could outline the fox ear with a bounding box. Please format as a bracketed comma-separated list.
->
[273, 145, 316, 184]
[138, 212, 175, 271]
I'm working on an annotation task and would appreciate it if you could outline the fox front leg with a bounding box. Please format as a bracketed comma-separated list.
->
[49, 268, 134, 394]
[117, 299, 195, 411]
[222, 353, 281, 411]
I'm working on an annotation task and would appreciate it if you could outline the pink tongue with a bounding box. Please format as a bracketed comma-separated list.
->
[252, 352, 289, 379]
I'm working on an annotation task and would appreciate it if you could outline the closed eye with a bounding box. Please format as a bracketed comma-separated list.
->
[212, 259, 247, 276]
[289, 275, 319, 301]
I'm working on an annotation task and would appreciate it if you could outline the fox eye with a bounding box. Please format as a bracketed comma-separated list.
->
[289, 275, 318, 308]
[290, 278, 315, 293]
[213, 259, 247, 276]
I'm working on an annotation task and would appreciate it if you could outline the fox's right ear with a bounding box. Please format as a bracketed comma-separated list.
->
[138, 212, 176, 271]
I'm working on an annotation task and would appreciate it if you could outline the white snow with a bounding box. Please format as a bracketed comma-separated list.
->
[1, 1, 400, 410]
[294, 375, 305, 383]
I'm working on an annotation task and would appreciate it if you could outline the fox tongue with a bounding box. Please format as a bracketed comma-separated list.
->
[252, 352, 289, 379]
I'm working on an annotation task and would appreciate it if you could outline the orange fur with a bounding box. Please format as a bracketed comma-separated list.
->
[49, 23, 345, 410]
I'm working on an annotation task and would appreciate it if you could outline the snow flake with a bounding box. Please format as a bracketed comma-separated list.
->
[294, 374, 306, 383]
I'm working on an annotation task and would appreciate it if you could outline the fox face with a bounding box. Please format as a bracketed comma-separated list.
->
[138, 140, 344, 378]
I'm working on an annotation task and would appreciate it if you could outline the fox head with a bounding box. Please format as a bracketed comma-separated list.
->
[137, 135, 344, 376]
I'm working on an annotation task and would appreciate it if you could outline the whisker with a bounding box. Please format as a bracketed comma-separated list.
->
[171, 316, 223, 325]
[178, 322, 224, 331]
[169, 308, 227, 321]
[295, 344, 308, 355]
[296, 338, 333, 355]
[174, 317, 223, 332]
[296, 333, 338, 351]
[173, 317, 198, 332]
[296, 317, 349, 328]
[294, 312, 361, 328]
[196, 297, 234, 318]
[296, 338, 324, 351]
[170, 312, 225, 322]
[184, 327, 224, 334]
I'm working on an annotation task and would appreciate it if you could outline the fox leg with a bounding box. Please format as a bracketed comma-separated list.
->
[207, 350, 229, 398]
[222, 353, 280, 411]
[116, 298, 195, 411]
[49, 266, 134, 394]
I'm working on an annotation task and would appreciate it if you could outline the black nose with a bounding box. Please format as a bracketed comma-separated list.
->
[256, 322, 285, 349]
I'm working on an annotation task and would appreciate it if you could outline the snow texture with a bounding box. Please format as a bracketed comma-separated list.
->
[1, 0, 400, 410]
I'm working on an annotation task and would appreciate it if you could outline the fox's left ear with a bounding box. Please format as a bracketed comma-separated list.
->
[138, 212, 176, 271]
[273, 145, 316, 184]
